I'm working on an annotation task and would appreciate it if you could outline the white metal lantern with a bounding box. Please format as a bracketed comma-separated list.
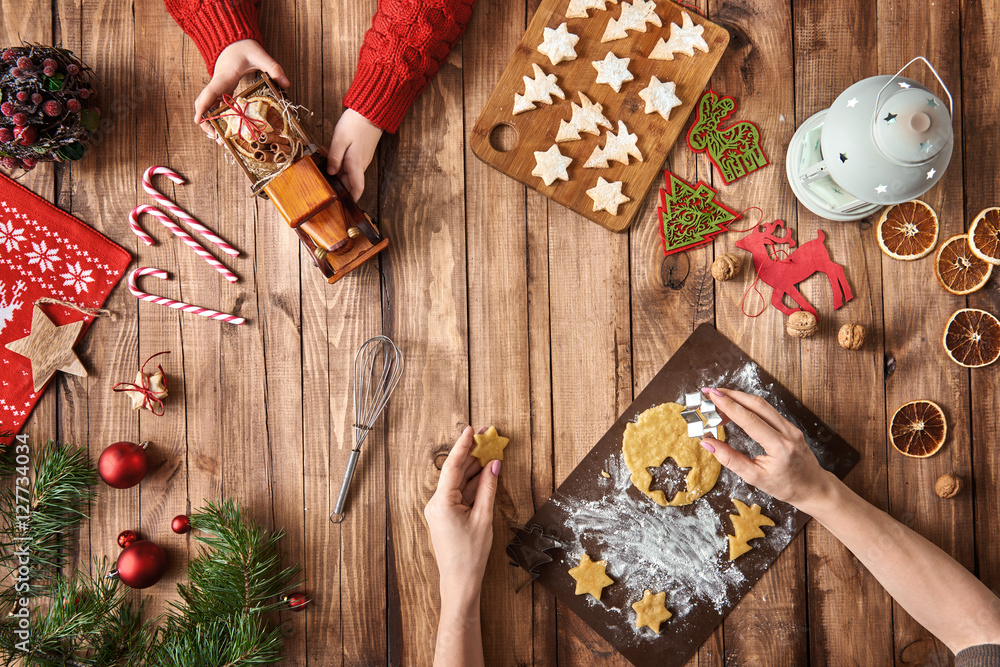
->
[786, 57, 954, 221]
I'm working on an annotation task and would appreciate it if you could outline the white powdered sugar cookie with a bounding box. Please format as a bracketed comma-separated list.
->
[650, 11, 709, 60]
[638, 76, 682, 120]
[602, 0, 661, 42]
[556, 92, 613, 143]
[584, 120, 642, 168]
[592, 52, 634, 93]
[532, 144, 573, 186]
[538, 22, 580, 66]
[513, 63, 565, 115]
[566, 0, 618, 19]
[587, 177, 631, 215]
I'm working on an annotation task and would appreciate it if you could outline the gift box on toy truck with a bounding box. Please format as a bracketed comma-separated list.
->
[204, 74, 387, 283]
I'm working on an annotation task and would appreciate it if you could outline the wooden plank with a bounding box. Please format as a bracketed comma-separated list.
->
[876, 2, 975, 665]
[791, 1, 895, 665]
[470, 0, 729, 232]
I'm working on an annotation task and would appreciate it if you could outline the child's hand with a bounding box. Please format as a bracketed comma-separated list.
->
[699, 388, 835, 508]
[424, 426, 500, 605]
[327, 109, 384, 202]
[193, 40, 290, 140]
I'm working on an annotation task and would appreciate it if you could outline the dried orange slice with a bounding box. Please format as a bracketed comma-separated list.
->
[934, 234, 993, 295]
[876, 200, 939, 260]
[969, 207, 1000, 266]
[943, 308, 1000, 368]
[890, 400, 946, 458]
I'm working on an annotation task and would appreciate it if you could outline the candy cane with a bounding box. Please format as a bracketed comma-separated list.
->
[129, 205, 238, 283]
[128, 267, 245, 325]
[141, 166, 239, 257]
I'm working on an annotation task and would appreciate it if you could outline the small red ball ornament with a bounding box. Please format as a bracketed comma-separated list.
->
[117, 530, 138, 549]
[283, 592, 310, 612]
[98, 441, 149, 489]
[171, 515, 191, 534]
[110, 540, 167, 589]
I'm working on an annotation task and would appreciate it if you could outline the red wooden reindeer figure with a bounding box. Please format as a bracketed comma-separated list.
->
[735, 220, 853, 317]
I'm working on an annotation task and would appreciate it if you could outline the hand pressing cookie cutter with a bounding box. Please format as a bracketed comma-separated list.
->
[681, 392, 723, 438]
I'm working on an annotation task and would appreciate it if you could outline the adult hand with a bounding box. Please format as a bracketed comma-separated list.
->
[699, 388, 834, 508]
[327, 108, 384, 202]
[424, 426, 500, 604]
[193, 40, 290, 140]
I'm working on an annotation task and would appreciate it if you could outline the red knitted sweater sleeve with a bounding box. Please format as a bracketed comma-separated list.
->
[162, 0, 262, 75]
[344, 0, 478, 133]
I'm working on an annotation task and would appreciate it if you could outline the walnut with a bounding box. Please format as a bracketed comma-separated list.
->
[838, 323, 866, 350]
[934, 473, 962, 499]
[711, 253, 742, 281]
[786, 311, 818, 338]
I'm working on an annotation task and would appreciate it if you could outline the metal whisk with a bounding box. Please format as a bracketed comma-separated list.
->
[330, 335, 404, 523]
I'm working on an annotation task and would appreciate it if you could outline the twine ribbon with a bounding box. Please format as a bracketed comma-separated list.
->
[201, 94, 267, 142]
[34, 297, 115, 320]
[112, 351, 170, 416]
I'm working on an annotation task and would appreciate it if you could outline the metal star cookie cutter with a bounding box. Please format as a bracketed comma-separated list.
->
[681, 392, 723, 438]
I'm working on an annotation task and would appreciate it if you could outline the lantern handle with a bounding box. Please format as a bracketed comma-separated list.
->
[873, 56, 953, 122]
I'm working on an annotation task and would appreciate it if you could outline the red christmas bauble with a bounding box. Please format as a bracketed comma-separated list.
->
[171, 515, 191, 534]
[284, 592, 310, 612]
[117, 530, 138, 549]
[98, 441, 149, 489]
[114, 540, 167, 589]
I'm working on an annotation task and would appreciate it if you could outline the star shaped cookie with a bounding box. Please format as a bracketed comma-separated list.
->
[556, 92, 612, 142]
[584, 120, 642, 168]
[650, 11, 709, 60]
[586, 178, 631, 215]
[602, 0, 662, 42]
[5, 305, 87, 392]
[631, 589, 673, 633]
[471, 426, 510, 467]
[638, 76, 682, 121]
[592, 52, 633, 93]
[568, 554, 614, 600]
[532, 144, 573, 186]
[566, 0, 618, 18]
[513, 63, 565, 115]
[538, 22, 580, 66]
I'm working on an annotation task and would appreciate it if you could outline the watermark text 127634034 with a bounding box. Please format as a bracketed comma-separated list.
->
[11, 433, 31, 652]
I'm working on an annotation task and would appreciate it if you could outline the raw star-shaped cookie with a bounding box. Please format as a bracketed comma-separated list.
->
[592, 52, 634, 93]
[584, 120, 642, 168]
[532, 145, 573, 186]
[556, 92, 613, 142]
[471, 425, 510, 467]
[650, 11, 709, 60]
[727, 499, 775, 560]
[586, 177, 630, 215]
[538, 22, 580, 66]
[566, 0, 618, 19]
[639, 76, 682, 121]
[568, 554, 614, 600]
[513, 63, 565, 115]
[602, 0, 662, 42]
[631, 590, 673, 633]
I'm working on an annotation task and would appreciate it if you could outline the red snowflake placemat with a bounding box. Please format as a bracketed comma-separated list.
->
[0, 173, 131, 436]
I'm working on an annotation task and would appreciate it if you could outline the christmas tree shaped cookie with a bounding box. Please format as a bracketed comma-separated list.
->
[650, 11, 709, 60]
[727, 499, 775, 560]
[568, 554, 614, 600]
[631, 589, 673, 633]
[556, 92, 612, 143]
[513, 63, 565, 115]
[602, 0, 662, 42]
[566, 0, 618, 19]
[584, 120, 642, 168]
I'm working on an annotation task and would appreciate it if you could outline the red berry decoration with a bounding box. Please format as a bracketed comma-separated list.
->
[42, 58, 57, 70]
[2, 157, 21, 170]
[97, 441, 149, 489]
[31, 92, 43, 104]
[67, 63, 80, 75]
[171, 515, 191, 534]
[117, 529, 138, 549]
[0, 102, 12, 117]
[0, 128, 12, 143]
[42, 100, 62, 117]
[111, 540, 167, 589]
[9, 67, 22, 78]
[20, 158, 36, 171]
[10, 112, 25, 126]
[283, 592, 310, 612]
[43, 66, 56, 76]
[14, 125, 37, 146]
[66, 98, 81, 113]
[15, 56, 32, 70]
[15, 91, 28, 102]
[1, 49, 17, 61]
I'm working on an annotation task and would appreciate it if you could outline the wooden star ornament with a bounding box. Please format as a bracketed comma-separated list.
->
[5, 305, 88, 392]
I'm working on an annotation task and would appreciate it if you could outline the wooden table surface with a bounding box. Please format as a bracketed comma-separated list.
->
[4, 0, 997, 664]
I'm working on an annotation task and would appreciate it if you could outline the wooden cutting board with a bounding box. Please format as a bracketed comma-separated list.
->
[470, 0, 730, 232]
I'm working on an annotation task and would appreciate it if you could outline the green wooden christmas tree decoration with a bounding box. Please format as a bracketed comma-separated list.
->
[658, 170, 739, 256]
[686, 90, 769, 185]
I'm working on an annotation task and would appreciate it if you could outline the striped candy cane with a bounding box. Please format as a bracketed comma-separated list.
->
[141, 166, 239, 257]
[128, 267, 246, 326]
[129, 205, 238, 283]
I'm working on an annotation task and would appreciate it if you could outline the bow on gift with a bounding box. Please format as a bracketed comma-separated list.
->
[201, 94, 267, 142]
[112, 351, 170, 416]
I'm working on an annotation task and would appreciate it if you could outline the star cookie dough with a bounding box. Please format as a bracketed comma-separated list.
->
[631, 590, 673, 633]
[584, 120, 642, 168]
[602, 0, 662, 42]
[622, 401, 725, 506]
[532, 144, 573, 186]
[639, 76, 682, 121]
[727, 499, 775, 560]
[587, 178, 631, 215]
[592, 52, 634, 93]
[556, 92, 613, 143]
[568, 554, 614, 600]
[513, 63, 565, 115]
[566, 0, 618, 18]
[538, 22, 580, 66]
[650, 11, 709, 60]
[471, 426, 510, 467]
